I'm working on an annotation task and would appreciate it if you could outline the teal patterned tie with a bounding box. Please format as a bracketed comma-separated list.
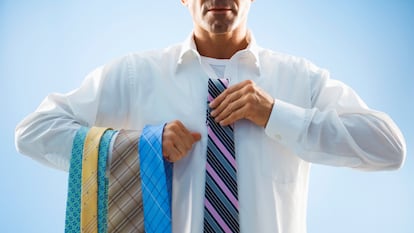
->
[64, 127, 116, 233]
[65, 127, 87, 233]
[97, 130, 117, 232]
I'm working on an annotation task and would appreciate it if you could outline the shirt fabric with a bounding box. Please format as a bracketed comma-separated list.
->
[15, 32, 406, 233]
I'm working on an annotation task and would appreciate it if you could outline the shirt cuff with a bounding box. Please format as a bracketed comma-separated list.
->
[264, 99, 312, 146]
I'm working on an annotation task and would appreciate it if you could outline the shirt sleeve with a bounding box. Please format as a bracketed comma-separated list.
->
[264, 64, 406, 171]
[14, 67, 105, 171]
[14, 55, 133, 171]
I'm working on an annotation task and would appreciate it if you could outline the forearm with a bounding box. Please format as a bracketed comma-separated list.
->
[265, 99, 406, 170]
[15, 97, 88, 171]
[15, 67, 105, 171]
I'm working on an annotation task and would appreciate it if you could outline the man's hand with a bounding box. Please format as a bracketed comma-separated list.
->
[209, 80, 274, 127]
[162, 120, 201, 162]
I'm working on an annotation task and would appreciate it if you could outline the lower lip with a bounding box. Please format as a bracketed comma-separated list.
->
[208, 9, 232, 13]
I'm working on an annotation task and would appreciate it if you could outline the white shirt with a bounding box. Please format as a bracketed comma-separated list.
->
[15, 33, 406, 233]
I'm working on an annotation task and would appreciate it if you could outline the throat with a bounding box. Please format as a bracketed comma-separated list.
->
[194, 31, 250, 59]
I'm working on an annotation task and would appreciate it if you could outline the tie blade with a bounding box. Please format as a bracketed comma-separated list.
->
[108, 130, 144, 232]
[204, 78, 239, 233]
[208, 78, 229, 99]
[139, 124, 172, 233]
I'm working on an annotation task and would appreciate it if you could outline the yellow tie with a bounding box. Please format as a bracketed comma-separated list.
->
[81, 127, 109, 233]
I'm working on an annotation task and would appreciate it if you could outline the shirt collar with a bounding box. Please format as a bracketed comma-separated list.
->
[176, 31, 261, 74]
[177, 32, 199, 66]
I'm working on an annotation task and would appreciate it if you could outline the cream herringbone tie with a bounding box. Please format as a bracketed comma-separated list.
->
[108, 130, 144, 232]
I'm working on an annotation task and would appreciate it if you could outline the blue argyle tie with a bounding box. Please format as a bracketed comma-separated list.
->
[139, 124, 172, 233]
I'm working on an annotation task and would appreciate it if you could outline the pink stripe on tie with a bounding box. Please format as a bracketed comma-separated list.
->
[204, 198, 232, 233]
[208, 93, 214, 102]
[219, 78, 229, 87]
[207, 126, 236, 169]
[206, 163, 239, 209]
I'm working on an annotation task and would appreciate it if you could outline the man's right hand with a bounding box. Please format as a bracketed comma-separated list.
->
[162, 120, 201, 163]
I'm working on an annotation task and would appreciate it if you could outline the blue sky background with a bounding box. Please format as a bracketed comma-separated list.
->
[1, 1, 413, 232]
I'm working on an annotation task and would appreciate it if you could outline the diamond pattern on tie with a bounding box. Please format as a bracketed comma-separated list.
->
[65, 127, 115, 233]
[97, 130, 117, 233]
[139, 124, 172, 233]
[65, 127, 88, 233]
[204, 79, 239, 233]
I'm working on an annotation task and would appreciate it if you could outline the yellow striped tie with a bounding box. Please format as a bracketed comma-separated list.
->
[81, 127, 109, 233]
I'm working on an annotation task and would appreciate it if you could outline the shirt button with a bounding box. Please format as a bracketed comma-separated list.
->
[274, 134, 282, 140]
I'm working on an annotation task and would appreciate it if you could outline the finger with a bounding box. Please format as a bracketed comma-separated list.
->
[219, 96, 274, 127]
[168, 121, 194, 150]
[225, 80, 255, 93]
[209, 89, 227, 109]
[173, 143, 188, 159]
[213, 82, 256, 122]
[162, 138, 177, 160]
[209, 80, 249, 108]
[174, 130, 201, 154]
[218, 104, 249, 126]
[213, 93, 247, 122]
[164, 124, 201, 160]
[210, 80, 254, 116]
[163, 120, 203, 163]
[179, 128, 198, 151]
[191, 132, 202, 142]
[211, 89, 244, 118]
[166, 145, 182, 163]
[163, 122, 184, 158]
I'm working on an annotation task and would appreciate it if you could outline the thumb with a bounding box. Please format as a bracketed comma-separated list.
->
[191, 132, 202, 142]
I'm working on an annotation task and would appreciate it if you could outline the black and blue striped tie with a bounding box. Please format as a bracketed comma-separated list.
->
[204, 78, 239, 233]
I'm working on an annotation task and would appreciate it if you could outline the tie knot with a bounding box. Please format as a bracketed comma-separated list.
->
[208, 78, 229, 102]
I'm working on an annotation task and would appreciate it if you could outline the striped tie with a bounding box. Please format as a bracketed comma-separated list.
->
[108, 130, 144, 232]
[204, 78, 239, 233]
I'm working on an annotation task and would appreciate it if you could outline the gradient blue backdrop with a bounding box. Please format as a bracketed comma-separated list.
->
[1, 1, 413, 232]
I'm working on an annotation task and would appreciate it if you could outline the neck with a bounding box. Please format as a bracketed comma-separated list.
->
[193, 27, 250, 59]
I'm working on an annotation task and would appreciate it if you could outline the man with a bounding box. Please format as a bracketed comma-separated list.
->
[15, 0, 406, 232]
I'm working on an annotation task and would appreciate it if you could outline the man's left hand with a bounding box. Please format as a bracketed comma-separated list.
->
[209, 80, 274, 127]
